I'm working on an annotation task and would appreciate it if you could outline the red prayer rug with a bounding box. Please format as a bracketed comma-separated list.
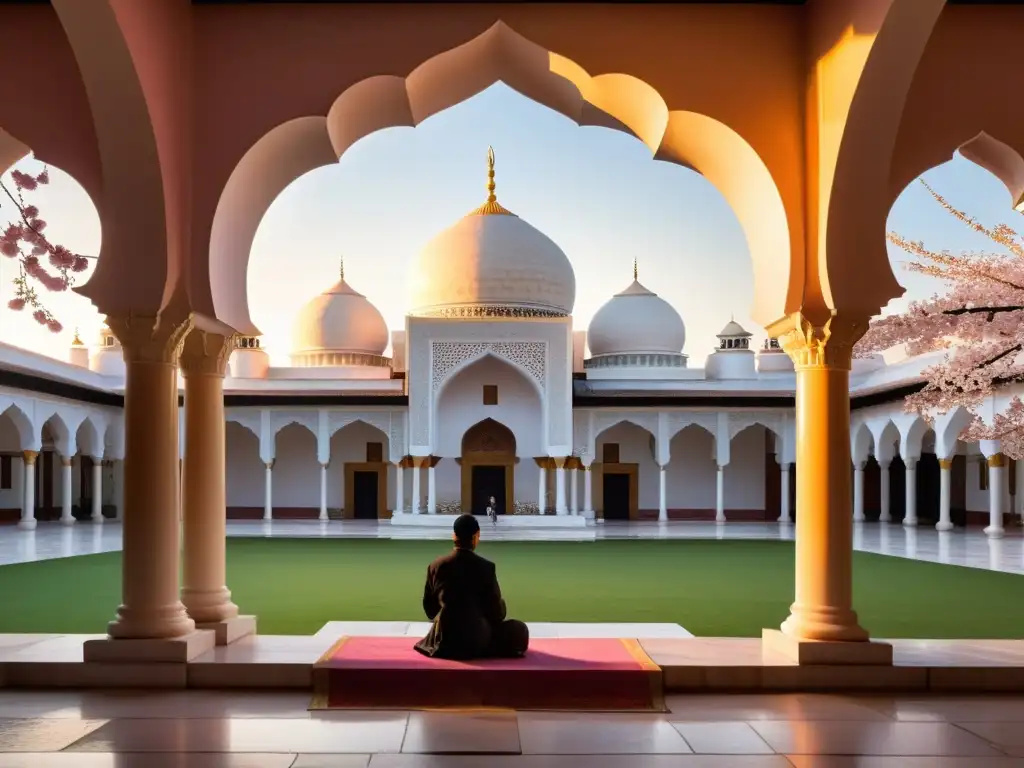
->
[310, 636, 665, 712]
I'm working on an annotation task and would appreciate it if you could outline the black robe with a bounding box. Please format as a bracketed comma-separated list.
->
[414, 547, 519, 660]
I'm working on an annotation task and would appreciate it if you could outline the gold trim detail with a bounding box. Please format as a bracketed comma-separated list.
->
[938, 459, 953, 470]
[467, 146, 516, 217]
[988, 453, 1006, 469]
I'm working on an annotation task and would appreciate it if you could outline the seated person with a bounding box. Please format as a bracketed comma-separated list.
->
[414, 513, 529, 660]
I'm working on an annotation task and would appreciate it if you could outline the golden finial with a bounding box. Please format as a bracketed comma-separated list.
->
[469, 146, 516, 217]
[633, 258, 638, 281]
[71, 327, 83, 346]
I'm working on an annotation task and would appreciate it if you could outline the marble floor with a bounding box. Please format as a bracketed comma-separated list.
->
[3, 519, 1024, 575]
[2, 689, 1024, 765]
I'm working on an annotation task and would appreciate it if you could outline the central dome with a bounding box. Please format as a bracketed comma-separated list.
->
[407, 148, 576, 318]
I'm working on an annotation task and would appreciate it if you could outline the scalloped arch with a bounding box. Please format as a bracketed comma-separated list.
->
[208, 21, 791, 335]
[0, 402, 36, 450]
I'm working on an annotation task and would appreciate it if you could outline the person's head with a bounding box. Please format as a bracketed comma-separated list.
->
[453, 513, 480, 550]
[489, 496, 496, 504]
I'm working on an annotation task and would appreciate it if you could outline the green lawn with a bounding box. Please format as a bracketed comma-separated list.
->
[2, 538, 1023, 638]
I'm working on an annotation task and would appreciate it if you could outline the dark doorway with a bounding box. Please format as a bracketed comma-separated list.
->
[917, 453, 940, 524]
[352, 470, 379, 520]
[603, 472, 631, 520]
[471, 465, 506, 515]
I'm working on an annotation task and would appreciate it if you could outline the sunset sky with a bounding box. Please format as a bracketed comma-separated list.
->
[1, 83, 1018, 366]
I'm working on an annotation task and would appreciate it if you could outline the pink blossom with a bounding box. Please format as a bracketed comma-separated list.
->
[855, 180, 1024, 458]
[71, 256, 89, 273]
[7, 298, 24, 311]
[10, 170, 36, 191]
[34, 170, 48, 185]
[46, 319, 62, 333]
[31, 309, 47, 325]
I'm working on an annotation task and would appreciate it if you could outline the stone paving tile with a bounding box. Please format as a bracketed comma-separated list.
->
[749, 720, 1005, 756]
[516, 712, 692, 754]
[364, 757, 792, 768]
[401, 711, 520, 754]
[0, 718, 108, 752]
[0, 755, 304, 768]
[670, 721, 775, 753]
[785, 758, 1024, 768]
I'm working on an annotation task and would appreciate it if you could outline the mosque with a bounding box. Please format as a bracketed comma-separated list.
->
[0, 150, 1018, 531]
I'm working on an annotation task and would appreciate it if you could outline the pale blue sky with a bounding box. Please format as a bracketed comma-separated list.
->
[1, 83, 1017, 364]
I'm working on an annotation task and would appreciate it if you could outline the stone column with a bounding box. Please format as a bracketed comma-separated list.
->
[569, 465, 578, 515]
[554, 458, 568, 515]
[411, 459, 422, 515]
[537, 462, 547, 514]
[878, 461, 891, 522]
[715, 465, 725, 524]
[427, 458, 437, 514]
[91, 458, 104, 523]
[903, 458, 918, 527]
[395, 462, 405, 515]
[263, 461, 273, 521]
[583, 464, 593, 516]
[985, 453, 1006, 539]
[60, 455, 75, 525]
[96, 315, 196, 642]
[936, 458, 953, 532]
[779, 462, 792, 523]
[764, 315, 886, 663]
[18, 450, 37, 531]
[658, 465, 668, 522]
[112, 459, 125, 521]
[319, 463, 328, 521]
[852, 462, 865, 522]
[179, 330, 247, 643]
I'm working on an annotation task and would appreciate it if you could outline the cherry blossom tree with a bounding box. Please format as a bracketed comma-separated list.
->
[0, 159, 92, 332]
[855, 180, 1024, 459]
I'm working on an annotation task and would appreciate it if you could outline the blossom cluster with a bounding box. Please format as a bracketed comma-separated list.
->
[1, 164, 92, 332]
[855, 181, 1024, 458]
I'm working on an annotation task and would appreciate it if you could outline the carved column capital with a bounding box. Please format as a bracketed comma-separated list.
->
[105, 313, 193, 366]
[988, 453, 1006, 469]
[938, 458, 954, 470]
[60, 456, 72, 468]
[22, 450, 37, 465]
[772, 312, 870, 372]
[179, 330, 235, 378]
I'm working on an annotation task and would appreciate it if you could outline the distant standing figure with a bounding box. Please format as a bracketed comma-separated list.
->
[414, 514, 529, 660]
[487, 495, 498, 526]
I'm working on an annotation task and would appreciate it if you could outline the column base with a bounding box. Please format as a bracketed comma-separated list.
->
[935, 521, 954, 532]
[84, 629, 215, 663]
[762, 629, 893, 666]
[853, 515, 865, 523]
[92, 516, 104, 525]
[777, 516, 791, 524]
[879, 515, 891, 523]
[715, 517, 726, 525]
[60, 516, 75, 526]
[984, 525, 1005, 539]
[902, 518, 917, 528]
[195, 615, 257, 646]
[17, 519, 36, 531]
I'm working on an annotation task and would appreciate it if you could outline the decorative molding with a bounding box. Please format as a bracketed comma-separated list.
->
[414, 305, 567, 319]
[327, 411, 391, 440]
[431, 341, 546, 391]
[585, 353, 687, 369]
[665, 411, 718, 439]
[727, 411, 783, 440]
[270, 411, 319, 437]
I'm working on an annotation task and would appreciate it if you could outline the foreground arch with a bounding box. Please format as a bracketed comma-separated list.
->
[209, 21, 792, 336]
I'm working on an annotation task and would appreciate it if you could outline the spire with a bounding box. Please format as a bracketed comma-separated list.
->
[339, 255, 345, 281]
[71, 327, 83, 346]
[468, 146, 516, 217]
[633, 257, 638, 282]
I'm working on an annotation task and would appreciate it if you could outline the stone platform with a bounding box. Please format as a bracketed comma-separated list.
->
[390, 513, 589, 528]
[4, 623, 1024, 695]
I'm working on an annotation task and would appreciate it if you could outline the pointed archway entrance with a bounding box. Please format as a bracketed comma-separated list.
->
[458, 419, 516, 515]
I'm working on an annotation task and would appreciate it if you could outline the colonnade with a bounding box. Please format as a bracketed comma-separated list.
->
[11, 451, 120, 531]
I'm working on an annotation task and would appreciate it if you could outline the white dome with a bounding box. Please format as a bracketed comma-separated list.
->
[407, 149, 575, 318]
[291, 274, 388, 357]
[718, 319, 751, 338]
[588, 280, 686, 357]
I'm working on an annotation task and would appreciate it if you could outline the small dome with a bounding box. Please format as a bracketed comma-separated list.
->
[718, 319, 752, 338]
[588, 278, 686, 357]
[291, 266, 388, 358]
[407, 148, 575, 318]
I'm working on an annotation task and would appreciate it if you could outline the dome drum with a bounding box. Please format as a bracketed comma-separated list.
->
[290, 351, 392, 368]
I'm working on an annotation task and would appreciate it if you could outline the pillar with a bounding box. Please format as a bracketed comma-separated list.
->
[767, 315, 877, 653]
[583, 464, 593, 516]
[113, 459, 124, 521]
[715, 465, 725, 523]
[537, 463, 547, 514]
[570, 465, 578, 514]
[91, 458, 104, 523]
[878, 461, 891, 522]
[102, 315, 195, 640]
[779, 463, 792, 523]
[60, 455, 74, 525]
[985, 453, 1005, 539]
[936, 458, 953, 532]
[411, 459, 421, 515]
[852, 462, 865, 522]
[554, 459, 567, 515]
[180, 331, 242, 631]
[427, 458, 437, 514]
[658, 465, 668, 522]
[263, 461, 273, 521]
[395, 463, 405, 515]
[18, 450, 37, 531]
[319, 463, 328, 521]
[903, 458, 918, 527]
